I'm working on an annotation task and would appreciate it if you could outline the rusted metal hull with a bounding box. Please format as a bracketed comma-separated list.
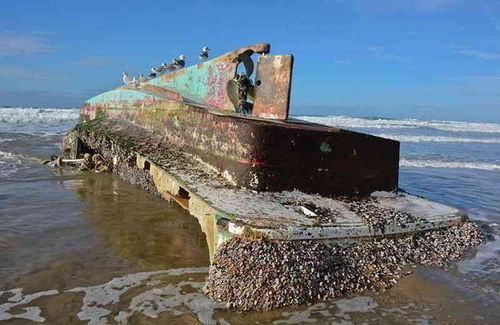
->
[81, 101, 399, 196]
[80, 43, 399, 196]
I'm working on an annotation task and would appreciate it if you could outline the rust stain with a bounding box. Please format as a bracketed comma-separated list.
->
[253, 54, 294, 120]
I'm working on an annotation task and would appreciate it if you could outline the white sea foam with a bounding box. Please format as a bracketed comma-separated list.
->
[0, 107, 80, 125]
[0, 288, 59, 322]
[68, 267, 211, 325]
[400, 158, 500, 171]
[374, 134, 500, 144]
[1, 267, 216, 324]
[0, 151, 24, 177]
[297, 116, 500, 134]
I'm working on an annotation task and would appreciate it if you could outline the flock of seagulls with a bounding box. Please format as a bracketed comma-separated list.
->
[122, 46, 210, 85]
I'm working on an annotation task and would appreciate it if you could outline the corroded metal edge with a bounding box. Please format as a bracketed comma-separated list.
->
[80, 99, 400, 196]
[136, 152, 464, 258]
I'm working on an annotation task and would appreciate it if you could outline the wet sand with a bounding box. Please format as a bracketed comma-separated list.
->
[1, 170, 498, 324]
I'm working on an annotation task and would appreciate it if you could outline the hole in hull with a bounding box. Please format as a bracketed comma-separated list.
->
[176, 186, 191, 209]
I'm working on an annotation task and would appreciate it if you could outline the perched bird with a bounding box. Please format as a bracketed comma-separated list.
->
[199, 46, 211, 61]
[122, 72, 137, 85]
[159, 62, 168, 72]
[173, 54, 186, 69]
[148, 66, 160, 79]
[163, 61, 176, 73]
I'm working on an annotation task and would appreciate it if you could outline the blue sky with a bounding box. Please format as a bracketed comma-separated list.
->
[0, 0, 499, 121]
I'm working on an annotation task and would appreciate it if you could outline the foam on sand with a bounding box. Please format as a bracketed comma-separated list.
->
[0, 267, 214, 324]
[68, 267, 211, 325]
[0, 288, 59, 322]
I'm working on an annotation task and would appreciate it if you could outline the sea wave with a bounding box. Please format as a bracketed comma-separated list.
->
[297, 116, 500, 134]
[375, 134, 500, 144]
[0, 150, 45, 178]
[0, 107, 80, 125]
[400, 158, 500, 170]
[0, 150, 24, 177]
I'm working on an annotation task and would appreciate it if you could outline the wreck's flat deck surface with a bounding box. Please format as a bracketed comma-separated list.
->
[82, 118, 463, 241]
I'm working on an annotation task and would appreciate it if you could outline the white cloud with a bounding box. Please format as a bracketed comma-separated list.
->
[451, 45, 500, 60]
[0, 32, 53, 56]
[368, 46, 408, 63]
[0, 65, 65, 80]
[77, 56, 116, 66]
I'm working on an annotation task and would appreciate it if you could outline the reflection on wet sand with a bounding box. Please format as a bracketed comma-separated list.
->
[73, 173, 210, 268]
[1, 173, 214, 324]
[381, 267, 500, 324]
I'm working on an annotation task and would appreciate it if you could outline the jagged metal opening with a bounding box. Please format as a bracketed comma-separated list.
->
[178, 186, 190, 200]
[175, 186, 191, 210]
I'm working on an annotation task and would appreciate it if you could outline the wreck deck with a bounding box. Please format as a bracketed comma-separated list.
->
[73, 118, 464, 259]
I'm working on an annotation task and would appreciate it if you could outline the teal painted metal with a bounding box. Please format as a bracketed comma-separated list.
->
[86, 89, 165, 107]
[82, 43, 295, 120]
[146, 63, 211, 105]
[145, 46, 256, 110]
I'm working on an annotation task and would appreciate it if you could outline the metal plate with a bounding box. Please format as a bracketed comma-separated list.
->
[252, 54, 294, 120]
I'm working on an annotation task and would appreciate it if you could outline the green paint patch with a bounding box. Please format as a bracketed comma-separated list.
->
[320, 142, 332, 153]
[172, 116, 181, 130]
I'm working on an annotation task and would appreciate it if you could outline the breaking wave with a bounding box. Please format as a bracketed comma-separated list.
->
[400, 158, 500, 171]
[297, 116, 500, 134]
[0, 150, 45, 178]
[0, 151, 25, 177]
[375, 134, 500, 144]
[0, 107, 80, 125]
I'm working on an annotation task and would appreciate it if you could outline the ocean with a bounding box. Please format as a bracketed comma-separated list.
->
[0, 107, 498, 324]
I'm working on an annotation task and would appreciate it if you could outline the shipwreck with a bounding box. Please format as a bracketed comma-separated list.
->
[62, 43, 483, 309]
[64, 42, 472, 256]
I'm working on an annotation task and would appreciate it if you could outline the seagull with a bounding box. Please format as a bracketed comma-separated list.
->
[122, 72, 137, 85]
[199, 46, 211, 61]
[173, 54, 186, 69]
[148, 66, 160, 79]
[159, 62, 168, 72]
[163, 61, 176, 73]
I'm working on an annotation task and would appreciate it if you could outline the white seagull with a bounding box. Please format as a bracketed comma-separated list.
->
[122, 72, 137, 85]
[199, 46, 211, 61]
[173, 54, 186, 69]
